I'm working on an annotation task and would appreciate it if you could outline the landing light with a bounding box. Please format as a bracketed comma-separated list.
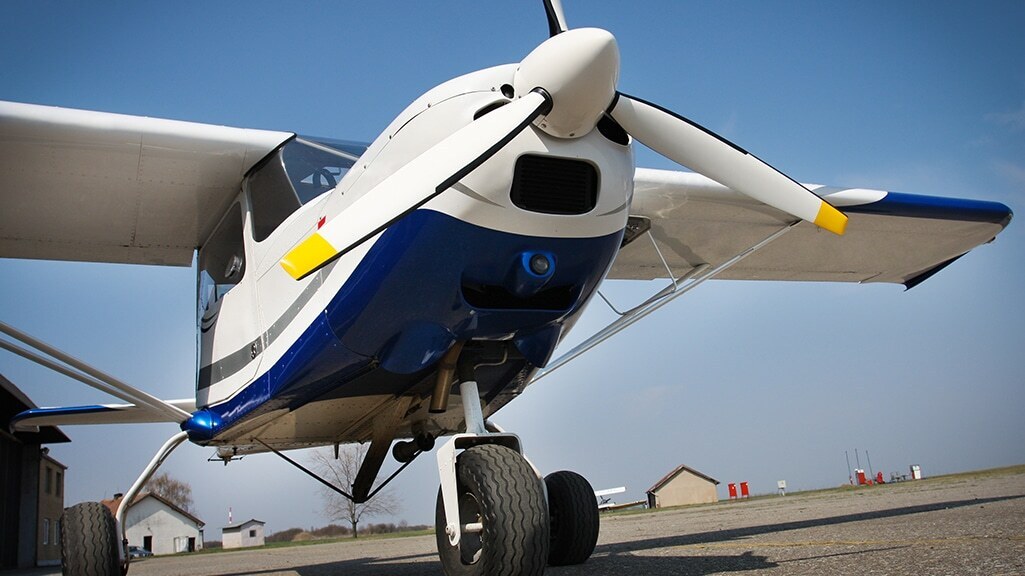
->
[529, 253, 551, 276]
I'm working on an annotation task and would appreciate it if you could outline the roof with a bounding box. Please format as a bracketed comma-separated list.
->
[222, 519, 265, 531]
[1, 373, 71, 444]
[647, 464, 720, 494]
[101, 491, 204, 527]
[40, 450, 68, 470]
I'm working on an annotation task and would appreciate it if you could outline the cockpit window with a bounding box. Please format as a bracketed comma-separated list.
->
[247, 137, 367, 242]
[198, 202, 245, 316]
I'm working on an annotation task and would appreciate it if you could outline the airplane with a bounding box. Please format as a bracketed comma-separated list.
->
[0, 1, 1013, 575]
[595, 486, 627, 509]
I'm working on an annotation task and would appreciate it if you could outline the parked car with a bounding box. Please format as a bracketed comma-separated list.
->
[128, 546, 153, 559]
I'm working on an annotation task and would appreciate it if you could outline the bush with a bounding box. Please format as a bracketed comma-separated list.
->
[266, 528, 303, 543]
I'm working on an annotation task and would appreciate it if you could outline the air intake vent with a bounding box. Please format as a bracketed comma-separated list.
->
[510, 155, 598, 215]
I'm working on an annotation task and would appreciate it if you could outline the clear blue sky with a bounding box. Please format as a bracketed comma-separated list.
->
[2, 1, 1023, 533]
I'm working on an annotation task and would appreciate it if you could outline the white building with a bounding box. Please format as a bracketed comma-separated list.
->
[102, 493, 204, 555]
[221, 519, 265, 549]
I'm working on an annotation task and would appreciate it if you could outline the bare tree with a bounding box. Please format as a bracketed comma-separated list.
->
[144, 472, 194, 512]
[309, 445, 401, 538]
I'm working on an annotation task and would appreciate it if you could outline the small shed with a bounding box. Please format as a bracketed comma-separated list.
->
[646, 464, 720, 508]
[221, 519, 265, 549]
[103, 492, 204, 554]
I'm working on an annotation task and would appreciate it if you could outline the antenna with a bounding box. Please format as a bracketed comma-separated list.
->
[845, 450, 853, 485]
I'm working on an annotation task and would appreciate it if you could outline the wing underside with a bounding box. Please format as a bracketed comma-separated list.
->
[610, 168, 1012, 288]
[10, 399, 197, 431]
[0, 101, 292, 266]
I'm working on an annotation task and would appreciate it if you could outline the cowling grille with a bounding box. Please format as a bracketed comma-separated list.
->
[510, 155, 598, 215]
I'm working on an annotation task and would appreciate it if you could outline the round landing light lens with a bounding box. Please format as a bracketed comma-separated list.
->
[529, 253, 551, 276]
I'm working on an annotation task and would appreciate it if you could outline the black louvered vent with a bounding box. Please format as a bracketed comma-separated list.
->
[510, 155, 598, 215]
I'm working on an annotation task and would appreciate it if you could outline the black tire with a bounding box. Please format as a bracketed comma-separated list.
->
[61, 501, 122, 576]
[545, 470, 599, 566]
[435, 444, 549, 576]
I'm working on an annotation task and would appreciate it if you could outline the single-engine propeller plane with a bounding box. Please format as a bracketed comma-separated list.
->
[0, 1, 1012, 575]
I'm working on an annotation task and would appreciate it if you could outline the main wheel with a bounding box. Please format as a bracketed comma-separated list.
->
[545, 470, 599, 566]
[61, 501, 122, 576]
[435, 444, 549, 576]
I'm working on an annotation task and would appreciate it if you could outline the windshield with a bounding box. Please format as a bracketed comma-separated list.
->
[248, 137, 367, 242]
[283, 137, 364, 203]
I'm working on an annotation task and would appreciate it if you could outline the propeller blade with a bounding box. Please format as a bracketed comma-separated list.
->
[543, 0, 568, 36]
[609, 93, 847, 235]
[280, 90, 553, 280]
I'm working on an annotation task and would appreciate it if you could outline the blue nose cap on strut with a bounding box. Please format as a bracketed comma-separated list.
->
[509, 251, 556, 297]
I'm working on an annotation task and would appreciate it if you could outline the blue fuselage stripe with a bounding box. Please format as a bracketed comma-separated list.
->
[184, 210, 622, 442]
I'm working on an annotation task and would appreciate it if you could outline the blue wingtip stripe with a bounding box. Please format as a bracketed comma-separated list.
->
[844, 192, 1012, 226]
[11, 405, 117, 427]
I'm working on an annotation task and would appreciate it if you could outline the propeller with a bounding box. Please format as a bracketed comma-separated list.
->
[542, 0, 568, 36]
[532, 3, 847, 235]
[281, 2, 845, 280]
[607, 93, 848, 235]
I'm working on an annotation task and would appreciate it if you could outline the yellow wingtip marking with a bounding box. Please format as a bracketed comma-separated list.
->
[280, 233, 337, 280]
[814, 202, 848, 236]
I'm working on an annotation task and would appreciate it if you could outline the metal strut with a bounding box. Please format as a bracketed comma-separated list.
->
[116, 431, 190, 569]
[533, 221, 799, 383]
[0, 321, 191, 422]
[255, 437, 419, 504]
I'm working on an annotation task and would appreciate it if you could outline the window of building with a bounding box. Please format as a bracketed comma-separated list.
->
[45, 466, 52, 495]
[56, 471, 63, 497]
[249, 529, 256, 538]
[43, 518, 49, 545]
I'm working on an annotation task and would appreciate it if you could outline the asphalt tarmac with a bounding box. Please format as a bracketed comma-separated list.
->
[12, 466, 1024, 576]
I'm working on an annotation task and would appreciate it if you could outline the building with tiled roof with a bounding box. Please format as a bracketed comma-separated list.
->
[102, 492, 204, 555]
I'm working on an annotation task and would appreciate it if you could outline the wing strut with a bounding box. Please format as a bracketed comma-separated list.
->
[253, 437, 419, 505]
[531, 222, 800, 383]
[0, 321, 191, 423]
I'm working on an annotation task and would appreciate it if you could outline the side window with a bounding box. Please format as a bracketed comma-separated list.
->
[248, 150, 299, 242]
[198, 202, 245, 314]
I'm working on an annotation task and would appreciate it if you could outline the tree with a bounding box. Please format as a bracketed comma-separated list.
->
[144, 472, 194, 513]
[309, 445, 401, 538]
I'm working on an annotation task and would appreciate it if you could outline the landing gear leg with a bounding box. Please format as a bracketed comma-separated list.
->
[60, 430, 189, 576]
[435, 381, 548, 576]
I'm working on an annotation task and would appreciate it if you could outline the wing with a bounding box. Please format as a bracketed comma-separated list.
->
[10, 399, 197, 432]
[0, 101, 292, 266]
[610, 168, 1012, 288]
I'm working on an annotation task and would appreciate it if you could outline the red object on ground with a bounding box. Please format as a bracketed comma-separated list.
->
[856, 470, 867, 485]
[740, 482, 749, 497]
[728, 483, 737, 499]
[876, 472, 885, 484]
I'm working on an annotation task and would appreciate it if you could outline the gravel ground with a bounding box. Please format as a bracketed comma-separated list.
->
[9, 467, 1024, 576]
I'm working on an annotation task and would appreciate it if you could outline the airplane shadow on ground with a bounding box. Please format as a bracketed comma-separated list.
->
[209, 494, 1023, 576]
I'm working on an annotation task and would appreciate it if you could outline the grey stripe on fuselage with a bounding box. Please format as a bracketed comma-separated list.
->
[198, 271, 324, 391]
